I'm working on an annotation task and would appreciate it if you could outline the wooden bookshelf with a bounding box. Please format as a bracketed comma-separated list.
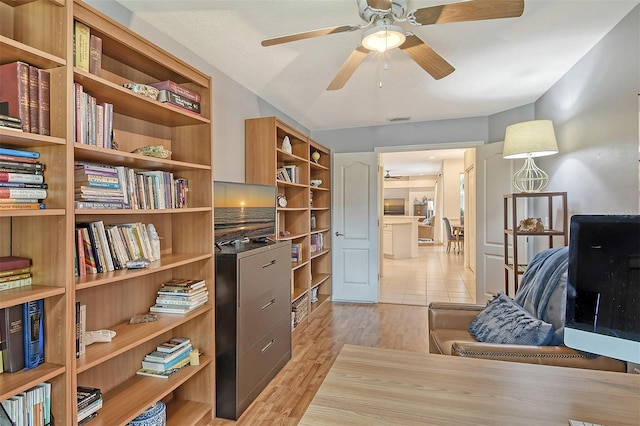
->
[1, 0, 214, 424]
[245, 117, 332, 332]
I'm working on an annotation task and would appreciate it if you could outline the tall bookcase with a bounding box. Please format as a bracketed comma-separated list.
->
[245, 117, 332, 332]
[1, 1, 215, 425]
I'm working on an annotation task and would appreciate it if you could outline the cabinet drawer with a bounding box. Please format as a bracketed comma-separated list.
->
[237, 317, 291, 410]
[238, 246, 290, 352]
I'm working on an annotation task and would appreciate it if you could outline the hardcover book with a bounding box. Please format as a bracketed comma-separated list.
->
[0, 61, 30, 132]
[148, 80, 201, 102]
[156, 90, 201, 114]
[0, 148, 39, 159]
[74, 21, 90, 72]
[23, 299, 44, 369]
[156, 337, 190, 354]
[0, 256, 31, 272]
[89, 35, 102, 76]
[1, 305, 24, 373]
[37, 68, 50, 136]
[28, 66, 39, 134]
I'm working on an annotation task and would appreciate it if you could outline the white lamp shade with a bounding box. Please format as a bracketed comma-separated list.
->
[361, 24, 406, 53]
[503, 120, 558, 159]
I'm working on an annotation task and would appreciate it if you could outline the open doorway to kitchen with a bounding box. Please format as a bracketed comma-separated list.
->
[378, 146, 476, 306]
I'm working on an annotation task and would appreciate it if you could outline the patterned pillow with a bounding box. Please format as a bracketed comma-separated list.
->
[469, 292, 558, 346]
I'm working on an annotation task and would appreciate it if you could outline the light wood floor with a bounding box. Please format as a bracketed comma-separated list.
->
[208, 246, 471, 425]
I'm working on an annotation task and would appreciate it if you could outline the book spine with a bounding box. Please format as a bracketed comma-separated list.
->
[0, 272, 31, 283]
[0, 266, 31, 278]
[1, 305, 25, 373]
[28, 66, 39, 134]
[0, 188, 47, 199]
[0, 256, 31, 271]
[0, 172, 44, 184]
[156, 90, 201, 114]
[0, 203, 46, 210]
[0, 148, 39, 159]
[0, 160, 43, 171]
[148, 80, 201, 102]
[89, 35, 102, 77]
[0, 277, 32, 291]
[0, 61, 30, 132]
[74, 21, 90, 72]
[0, 182, 47, 189]
[23, 299, 44, 369]
[37, 69, 50, 136]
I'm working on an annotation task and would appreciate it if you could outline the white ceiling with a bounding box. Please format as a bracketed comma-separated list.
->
[112, 0, 638, 133]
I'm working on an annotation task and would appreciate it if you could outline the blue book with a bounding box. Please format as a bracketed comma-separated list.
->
[0, 147, 39, 159]
[23, 299, 44, 369]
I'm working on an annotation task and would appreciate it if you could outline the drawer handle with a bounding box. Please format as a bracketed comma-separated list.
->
[261, 339, 276, 353]
[262, 259, 276, 268]
[261, 299, 276, 310]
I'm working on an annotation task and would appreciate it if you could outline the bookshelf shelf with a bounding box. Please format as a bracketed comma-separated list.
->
[0, 35, 66, 70]
[74, 144, 211, 171]
[0, 286, 65, 308]
[89, 356, 212, 426]
[76, 306, 211, 373]
[0, 129, 66, 147]
[0, 362, 65, 401]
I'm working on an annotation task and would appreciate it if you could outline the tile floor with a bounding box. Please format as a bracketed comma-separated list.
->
[380, 243, 476, 306]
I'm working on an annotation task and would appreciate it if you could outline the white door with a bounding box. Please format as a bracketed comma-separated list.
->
[475, 142, 512, 302]
[332, 152, 379, 303]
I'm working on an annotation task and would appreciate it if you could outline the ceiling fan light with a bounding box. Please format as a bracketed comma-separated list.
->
[362, 24, 406, 53]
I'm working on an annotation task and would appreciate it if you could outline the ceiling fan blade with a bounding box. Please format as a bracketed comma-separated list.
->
[399, 35, 455, 80]
[261, 25, 360, 47]
[327, 46, 370, 91]
[411, 0, 524, 26]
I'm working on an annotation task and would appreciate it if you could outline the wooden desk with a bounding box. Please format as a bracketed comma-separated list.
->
[300, 345, 639, 425]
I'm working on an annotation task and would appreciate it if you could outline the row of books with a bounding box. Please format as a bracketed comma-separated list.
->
[75, 161, 189, 210]
[0, 147, 47, 210]
[0, 256, 33, 292]
[73, 82, 114, 148]
[276, 164, 300, 184]
[0, 381, 51, 426]
[291, 243, 303, 263]
[136, 337, 193, 379]
[77, 386, 102, 425]
[310, 232, 325, 253]
[1, 299, 45, 374]
[74, 221, 159, 276]
[149, 279, 208, 315]
[74, 21, 102, 77]
[0, 61, 50, 135]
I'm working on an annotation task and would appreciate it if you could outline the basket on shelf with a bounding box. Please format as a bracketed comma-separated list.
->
[291, 294, 309, 327]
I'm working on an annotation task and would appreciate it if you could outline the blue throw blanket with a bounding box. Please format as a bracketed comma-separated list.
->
[515, 246, 569, 341]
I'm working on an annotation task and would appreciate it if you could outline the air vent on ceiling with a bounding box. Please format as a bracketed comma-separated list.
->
[388, 116, 411, 122]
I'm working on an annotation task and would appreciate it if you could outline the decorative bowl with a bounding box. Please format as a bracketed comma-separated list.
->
[310, 179, 322, 187]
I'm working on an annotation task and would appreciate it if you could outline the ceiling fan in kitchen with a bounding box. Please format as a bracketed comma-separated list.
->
[261, 0, 525, 90]
[384, 170, 404, 180]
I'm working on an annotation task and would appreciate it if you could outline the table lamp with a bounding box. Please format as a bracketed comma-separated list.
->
[502, 120, 558, 192]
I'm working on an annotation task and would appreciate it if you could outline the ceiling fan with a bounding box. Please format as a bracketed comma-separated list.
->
[261, 0, 524, 90]
[384, 170, 403, 180]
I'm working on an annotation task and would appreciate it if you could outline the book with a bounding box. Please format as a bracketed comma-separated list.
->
[156, 337, 191, 354]
[143, 344, 193, 363]
[37, 68, 50, 136]
[0, 172, 44, 184]
[148, 80, 201, 103]
[0, 272, 31, 283]
[77, 397, 102, 422]
[0, 266, 31, 279]
[0, 276, 32, 291]
[77, 386, 101, 411]
[159, 278, 206, 290]
[1, 305, 24, 373]
[0, 256, 31, 272]
[78, 411, 99, 426]
[79, 303, 86, 355]
[141, 346, 191, 371]
[74, 21, 90, 72]
[149, 300, 206, 314]
[156, 89, 201, 114]
[0, 160, 45, 171]
[0, 61, 30, 132]
[28, 66, 39, 134]
[89, 34, 102, 76]
[34, 382, 52, 426]
[0, 147, 38, 159]
[23, 299, 44, 369]
[0, 203, 46, 210]
[0, 188, 47, 199]
[135, 367, 180, 379]
[0, 181, 48, 189]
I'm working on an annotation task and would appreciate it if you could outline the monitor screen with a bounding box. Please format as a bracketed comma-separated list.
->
[214, 181, 277, 245]
[564, 215, 640, 363]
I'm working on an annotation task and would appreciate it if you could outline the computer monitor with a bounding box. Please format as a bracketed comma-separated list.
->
[564, 215, 640, 364]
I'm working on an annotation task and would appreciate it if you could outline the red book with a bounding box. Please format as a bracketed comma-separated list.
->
[37, 69, 50, 136]
[148, 80, 201, 103]
[0, 61, 30, 132]
[89, 35, 102, 76]
[0, 256, 31, 272]
[28, 66, 39, 134]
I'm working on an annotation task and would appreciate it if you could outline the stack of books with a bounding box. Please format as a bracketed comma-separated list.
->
[74, 162, 126, 209]
[136, 337, 192, 379]
[148, 80, 201, 115]
[0, 147, 46, 210]
[149, 279, 208, 314]
[0, 255, 32, 292]
[77, 386, 102, 425]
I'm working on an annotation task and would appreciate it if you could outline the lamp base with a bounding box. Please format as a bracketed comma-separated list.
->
[512, 155, 549, 193]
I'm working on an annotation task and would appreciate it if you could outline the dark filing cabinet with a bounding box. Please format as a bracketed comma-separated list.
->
[215, 240, 292, 419]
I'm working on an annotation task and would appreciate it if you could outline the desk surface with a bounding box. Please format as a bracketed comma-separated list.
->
[300, 345, 639, 425]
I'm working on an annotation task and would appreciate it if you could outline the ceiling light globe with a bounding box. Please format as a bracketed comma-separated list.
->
[362, 25, 406, 53]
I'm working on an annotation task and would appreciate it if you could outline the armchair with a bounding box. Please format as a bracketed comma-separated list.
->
[428, 301, 626, 371]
